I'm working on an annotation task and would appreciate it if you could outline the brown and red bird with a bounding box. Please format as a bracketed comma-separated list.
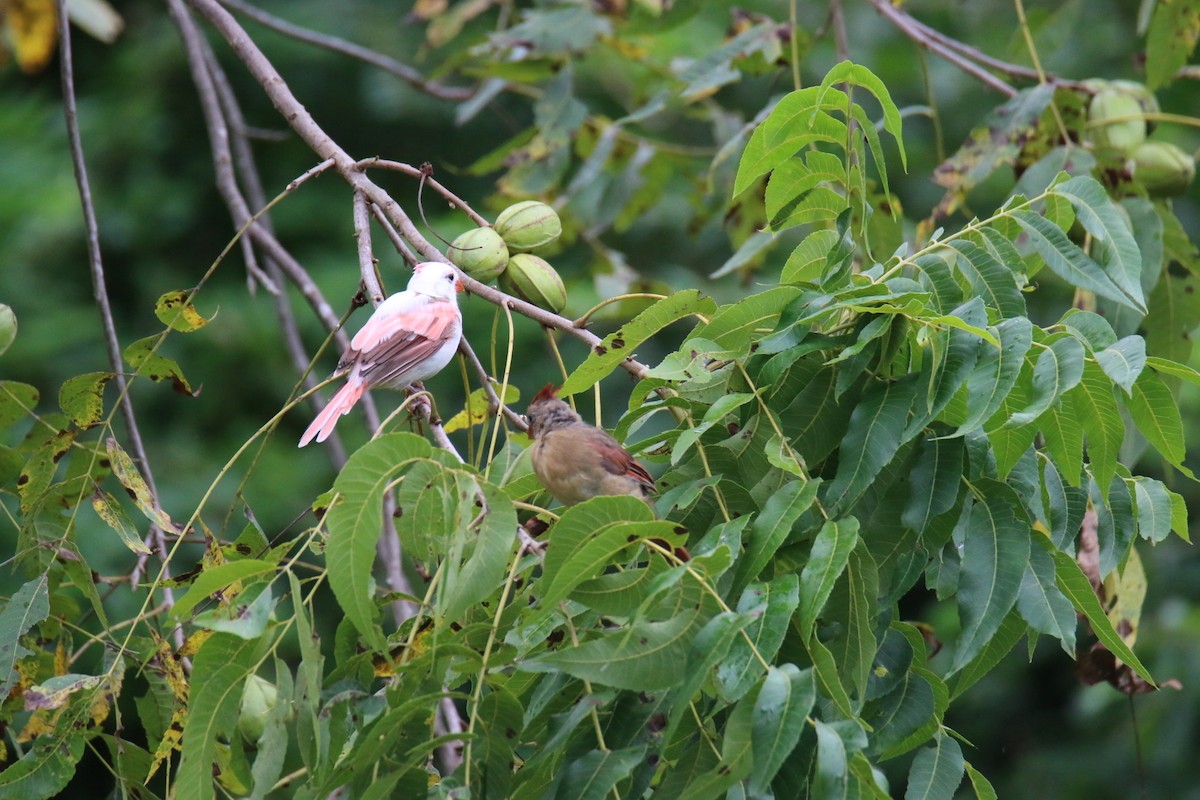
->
[524, 385, 655, 510]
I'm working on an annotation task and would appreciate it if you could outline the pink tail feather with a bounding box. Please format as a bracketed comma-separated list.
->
[298, 380, 366, 447]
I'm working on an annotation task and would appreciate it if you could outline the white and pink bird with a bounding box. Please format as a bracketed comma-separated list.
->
[299, 262, 464, 447]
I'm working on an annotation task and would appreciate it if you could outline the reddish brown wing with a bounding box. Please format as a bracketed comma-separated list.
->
[593, 432, 656, 494]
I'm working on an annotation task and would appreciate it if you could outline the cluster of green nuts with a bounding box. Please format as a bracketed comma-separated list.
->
[1086, 80, 1194, 196]
[448, 200, 567, 312]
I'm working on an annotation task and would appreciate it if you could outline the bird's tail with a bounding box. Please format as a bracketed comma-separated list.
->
[298, 380, 366, 447]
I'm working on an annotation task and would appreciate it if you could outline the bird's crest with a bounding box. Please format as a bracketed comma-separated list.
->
[532, 384, 560, 403]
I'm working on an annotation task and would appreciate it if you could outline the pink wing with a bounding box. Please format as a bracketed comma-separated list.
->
[346, 298, 460, 387]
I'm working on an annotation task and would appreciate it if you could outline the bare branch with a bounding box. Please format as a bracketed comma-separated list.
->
[353, 191, 385, 306]
[56, 0, 180, 641]
[865, 0, 1018, 98]
[218, 0, 476, 101]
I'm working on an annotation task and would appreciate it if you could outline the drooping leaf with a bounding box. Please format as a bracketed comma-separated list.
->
[1016, 542, 1076, 654]
[1051, 177, 1144, 308]
[731, 478, 819, 595]
[440, 482, 519, 621]
[90, 489, 152, 554]
[58, 372, 112, 429]
[443, 383, 520, 433]
[954, 316, 1032, 436]
[1125, 369, 1190, 473]
[325, 433, 436, 649]
[523, 606, 701, 691]
[0, 575, 50, 697]
[747, 665, 816, 795]
[1094, 335, 1146, 395]
[1068, 362, 1124, 497]
[560, 291, 717, 395]
[122, 335, 196, 395]
[1005, 336, 1084, 427]
[953, 480, 1030, 671]
[904, 732, 965, 800]
[1011, 210, 1144, 312]
[175, 633, 258, 800]
[1036, 537, 1154, 684]
[946, 240, 1025, 318]
[106, 437, 178, 533]
[825, 377, 917, 513]
[734, 87, 848, 196]
[798, 517, 860, 639]
[689, 286, 803, 355]
[554, 747, 645, 800]
[1145, 0, 1200, 88]
[718, 574, 800, 702]
[167, 560, 276, 621]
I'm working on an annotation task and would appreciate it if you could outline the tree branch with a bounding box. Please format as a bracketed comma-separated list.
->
[57, 0, 181, 642]
[218, 0, 476, 101]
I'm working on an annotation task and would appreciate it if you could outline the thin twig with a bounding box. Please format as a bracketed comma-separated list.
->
[369, 202, 420, 267]
[57, 0, 181, 645]
[218, 0, 475, 100]
[865, 0, 1017, 98]
[357, 159, 489, 226]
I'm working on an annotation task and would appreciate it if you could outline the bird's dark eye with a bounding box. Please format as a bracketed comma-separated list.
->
[446, 273, 455, 282]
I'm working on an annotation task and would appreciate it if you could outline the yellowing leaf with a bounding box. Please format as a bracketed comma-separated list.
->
[154, 290, 213, 333]
[6, 0, 58, 73]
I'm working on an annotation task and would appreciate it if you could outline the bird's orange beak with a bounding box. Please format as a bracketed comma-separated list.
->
[455, 278, 465, 293]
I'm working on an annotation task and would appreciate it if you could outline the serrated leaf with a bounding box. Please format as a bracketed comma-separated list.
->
[950, 610, 1025, 700]
[904, 732, 964, 800]
[175, 633, 258, 800]
[671, 392, 755, 464]
[747, 665, 816, 795]
[1011, 209, 1144, 312]
[954, 316, 1032, 436]
[560, 291, 717, 395]
[0, 575, 50, 697]
[90, 489, 152, 554]
[540, 496, 657, 607]
[818, 60, 907, 171]
[1039, 401, 1083, 485]
[326, 433, 436, 649]
[947, 241, 1024, 318]
[155, 289, 213, 332]
[1005, 336, 1084, 427]
[732, 478, 819, 595]
[554, 747, 645, 800]
[813, 719, 849, 799]
[806, 631, 854, 719]
[825, 377, 917, 513]
[0, 733, 85, 799]
[1035, 537, 1154, 684]
[798, 517, 860, 638]
[865, 668, 936, 759]
[122, 335, 196, 395]
[783, 229, 841, 283]
[734, 87, 848, 196]
[441, 482, 518, 621]
[1051, 177, 1144, 308]
[953, 480, 1030, 671]
[1125, 369, 1190, 473]
[902, 437, 964, 531]
[690, 286, 803, 356]
[964, 760, 999, 800]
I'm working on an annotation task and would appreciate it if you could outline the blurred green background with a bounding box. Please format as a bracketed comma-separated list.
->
[3, 1, 1199, 796]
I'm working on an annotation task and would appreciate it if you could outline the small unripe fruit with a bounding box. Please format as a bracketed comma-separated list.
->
[1132, 141, 1195, 196]
[449, 227, 509, 282]
[494, 201, 562, 252]
[1089, 88, 1146, 153]
[237, 675, 278, 743]
[1109, 80, 1160, 131]
[499, 253, 567, 312]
